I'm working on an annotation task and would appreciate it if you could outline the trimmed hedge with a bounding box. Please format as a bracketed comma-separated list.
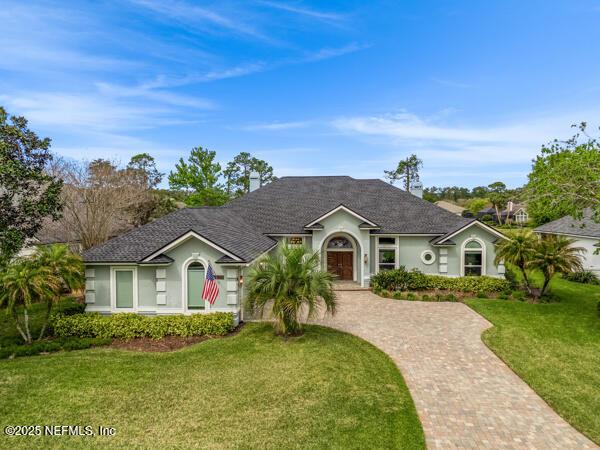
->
[0, 337, 111, 359]
[370, 266, 510, 293]
[52, 312, 234, 340]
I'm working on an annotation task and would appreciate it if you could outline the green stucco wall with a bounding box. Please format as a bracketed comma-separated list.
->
[84, 236, 242, 316]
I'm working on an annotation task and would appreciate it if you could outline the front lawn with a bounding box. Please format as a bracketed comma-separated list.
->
[0, 323, 425, 449]
[467, 276, 600, 444]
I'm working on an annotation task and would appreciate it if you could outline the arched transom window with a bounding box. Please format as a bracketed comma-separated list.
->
[463, 239, 484, 276]
[327, 237, 353, 249]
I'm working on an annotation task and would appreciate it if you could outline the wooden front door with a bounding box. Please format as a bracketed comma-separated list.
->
[327, 251, 353, 280]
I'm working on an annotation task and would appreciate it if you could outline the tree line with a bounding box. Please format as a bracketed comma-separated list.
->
[1, 104, 599, 264]
[385, 134, 599, 226]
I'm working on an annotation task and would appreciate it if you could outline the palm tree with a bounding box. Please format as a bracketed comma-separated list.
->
[33, 244, 85, 339]
[494, 230, 537, 294]
[0, 259, 61, 343]
[528, 235, 584, 297]
[245, 244, 336, 336]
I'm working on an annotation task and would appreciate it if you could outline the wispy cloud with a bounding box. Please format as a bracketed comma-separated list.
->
[258, 1, 347, 22]
[242, 121, 311, 131]
[129, 0, 269, 41]
[0, 90, 199, 132]
[95, 82, 214, 109]
[330, 109, 597, 182]
[302, 42, 369, 62]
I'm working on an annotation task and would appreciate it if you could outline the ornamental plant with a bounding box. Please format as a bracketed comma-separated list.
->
[245, 244, 336, 336]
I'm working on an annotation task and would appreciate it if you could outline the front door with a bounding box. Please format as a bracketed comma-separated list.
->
[327, 251, 353, 280]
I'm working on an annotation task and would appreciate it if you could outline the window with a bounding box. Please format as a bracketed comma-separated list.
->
[187, 262, 205, 309]
[378, 249, 396, 271]
[515, 210, 528, 224]
[378, 236, 397, 272]
[327, 237, 352, 249]
[115, 270, 134, 308]
[421, 250, 436, 265]
[463, 240, 483, 276]
[288, 236, 304, 246]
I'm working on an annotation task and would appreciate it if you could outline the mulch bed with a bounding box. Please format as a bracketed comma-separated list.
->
[109, 324, 244, 352]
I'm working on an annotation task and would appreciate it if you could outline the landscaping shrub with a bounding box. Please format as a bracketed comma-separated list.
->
[52, 312, 234, 340]
[371, 267, 510, 293]
[0, 337, 110, 359]
[54, 298, 87, 316]
[443, 294, 457, 302]
[503, 266, 519, 289]
[563, 271, 599, 285]
[406, 293, 417, 301]
[512, 290, 526, 301]
[476, 291, 488, 299]
[498, 292, 510, 300]
[421, 294, 431, 301]
[392, 291, 404, 300]
[379, 289, 391, 298]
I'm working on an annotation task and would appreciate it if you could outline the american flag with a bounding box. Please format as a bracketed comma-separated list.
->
[202, 263, 219, 305]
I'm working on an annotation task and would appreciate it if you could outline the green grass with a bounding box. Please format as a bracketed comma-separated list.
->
[467, 276, 600, 444]
[0, 297, 83, 347]
[0, 323, 425, 449]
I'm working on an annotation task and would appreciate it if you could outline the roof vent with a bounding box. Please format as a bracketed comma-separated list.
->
[249, 172, 260, 192]
[410, 181, 423, 198]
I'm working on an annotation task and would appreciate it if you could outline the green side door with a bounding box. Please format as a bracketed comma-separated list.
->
[187, 265, 205, 309]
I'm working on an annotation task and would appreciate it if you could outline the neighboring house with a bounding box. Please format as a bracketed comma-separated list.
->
[434, 201, 466, 216]
[18, 220, 82, 258]
[477, 201, 529, 224]
[535, 208, 600, 274]
[83, 175, 507, 324]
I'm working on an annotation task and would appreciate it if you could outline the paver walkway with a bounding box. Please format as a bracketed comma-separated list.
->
[314, 290, 597, 449]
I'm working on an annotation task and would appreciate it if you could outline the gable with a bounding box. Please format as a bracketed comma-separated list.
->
[142, 231, 242, 263]
[304, 205, 379, 229]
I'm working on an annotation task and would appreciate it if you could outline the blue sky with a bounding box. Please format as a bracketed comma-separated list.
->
[2, 0, 600, 188]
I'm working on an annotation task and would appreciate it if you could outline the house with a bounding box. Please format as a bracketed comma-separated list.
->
[477, 201, 529, 224]
[83, 175, 507, 324]
[18, 219, 82, 258]
[434, 201, 466, 216]
[534, 208, 600, 274]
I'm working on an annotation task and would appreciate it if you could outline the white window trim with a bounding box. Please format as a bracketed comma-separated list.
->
[375, 236, 399, 274]
[460, 237, 486, 276]
[110, 266, 139, 312]
[181, 255, 212, 313]
[421, 250, 436, 265]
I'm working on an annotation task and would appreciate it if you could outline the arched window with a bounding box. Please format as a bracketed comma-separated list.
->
[327, 237, 353, 249]
[187, 262, 205, 309]
[463, 240, 484, 276]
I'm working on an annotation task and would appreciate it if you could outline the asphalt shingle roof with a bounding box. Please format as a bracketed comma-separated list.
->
[83, 208, 276, 263]
[535, 209, 600, 238]
[84, 176, 471, 263]
[227, 176, 470, 235]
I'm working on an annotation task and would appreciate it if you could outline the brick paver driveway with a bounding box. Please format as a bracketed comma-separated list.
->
[314, 291, 597, 449]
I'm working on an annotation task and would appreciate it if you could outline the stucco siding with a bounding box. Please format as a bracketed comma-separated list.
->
[85, 265, 110, 307]
[163, 237, 234, 310]
[574, 236, 600, 273]
[397, 236, 439, 275]
[445, 226, 502, 277]
[84, 236, 242, 315]
[138, 266, 157, 308]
